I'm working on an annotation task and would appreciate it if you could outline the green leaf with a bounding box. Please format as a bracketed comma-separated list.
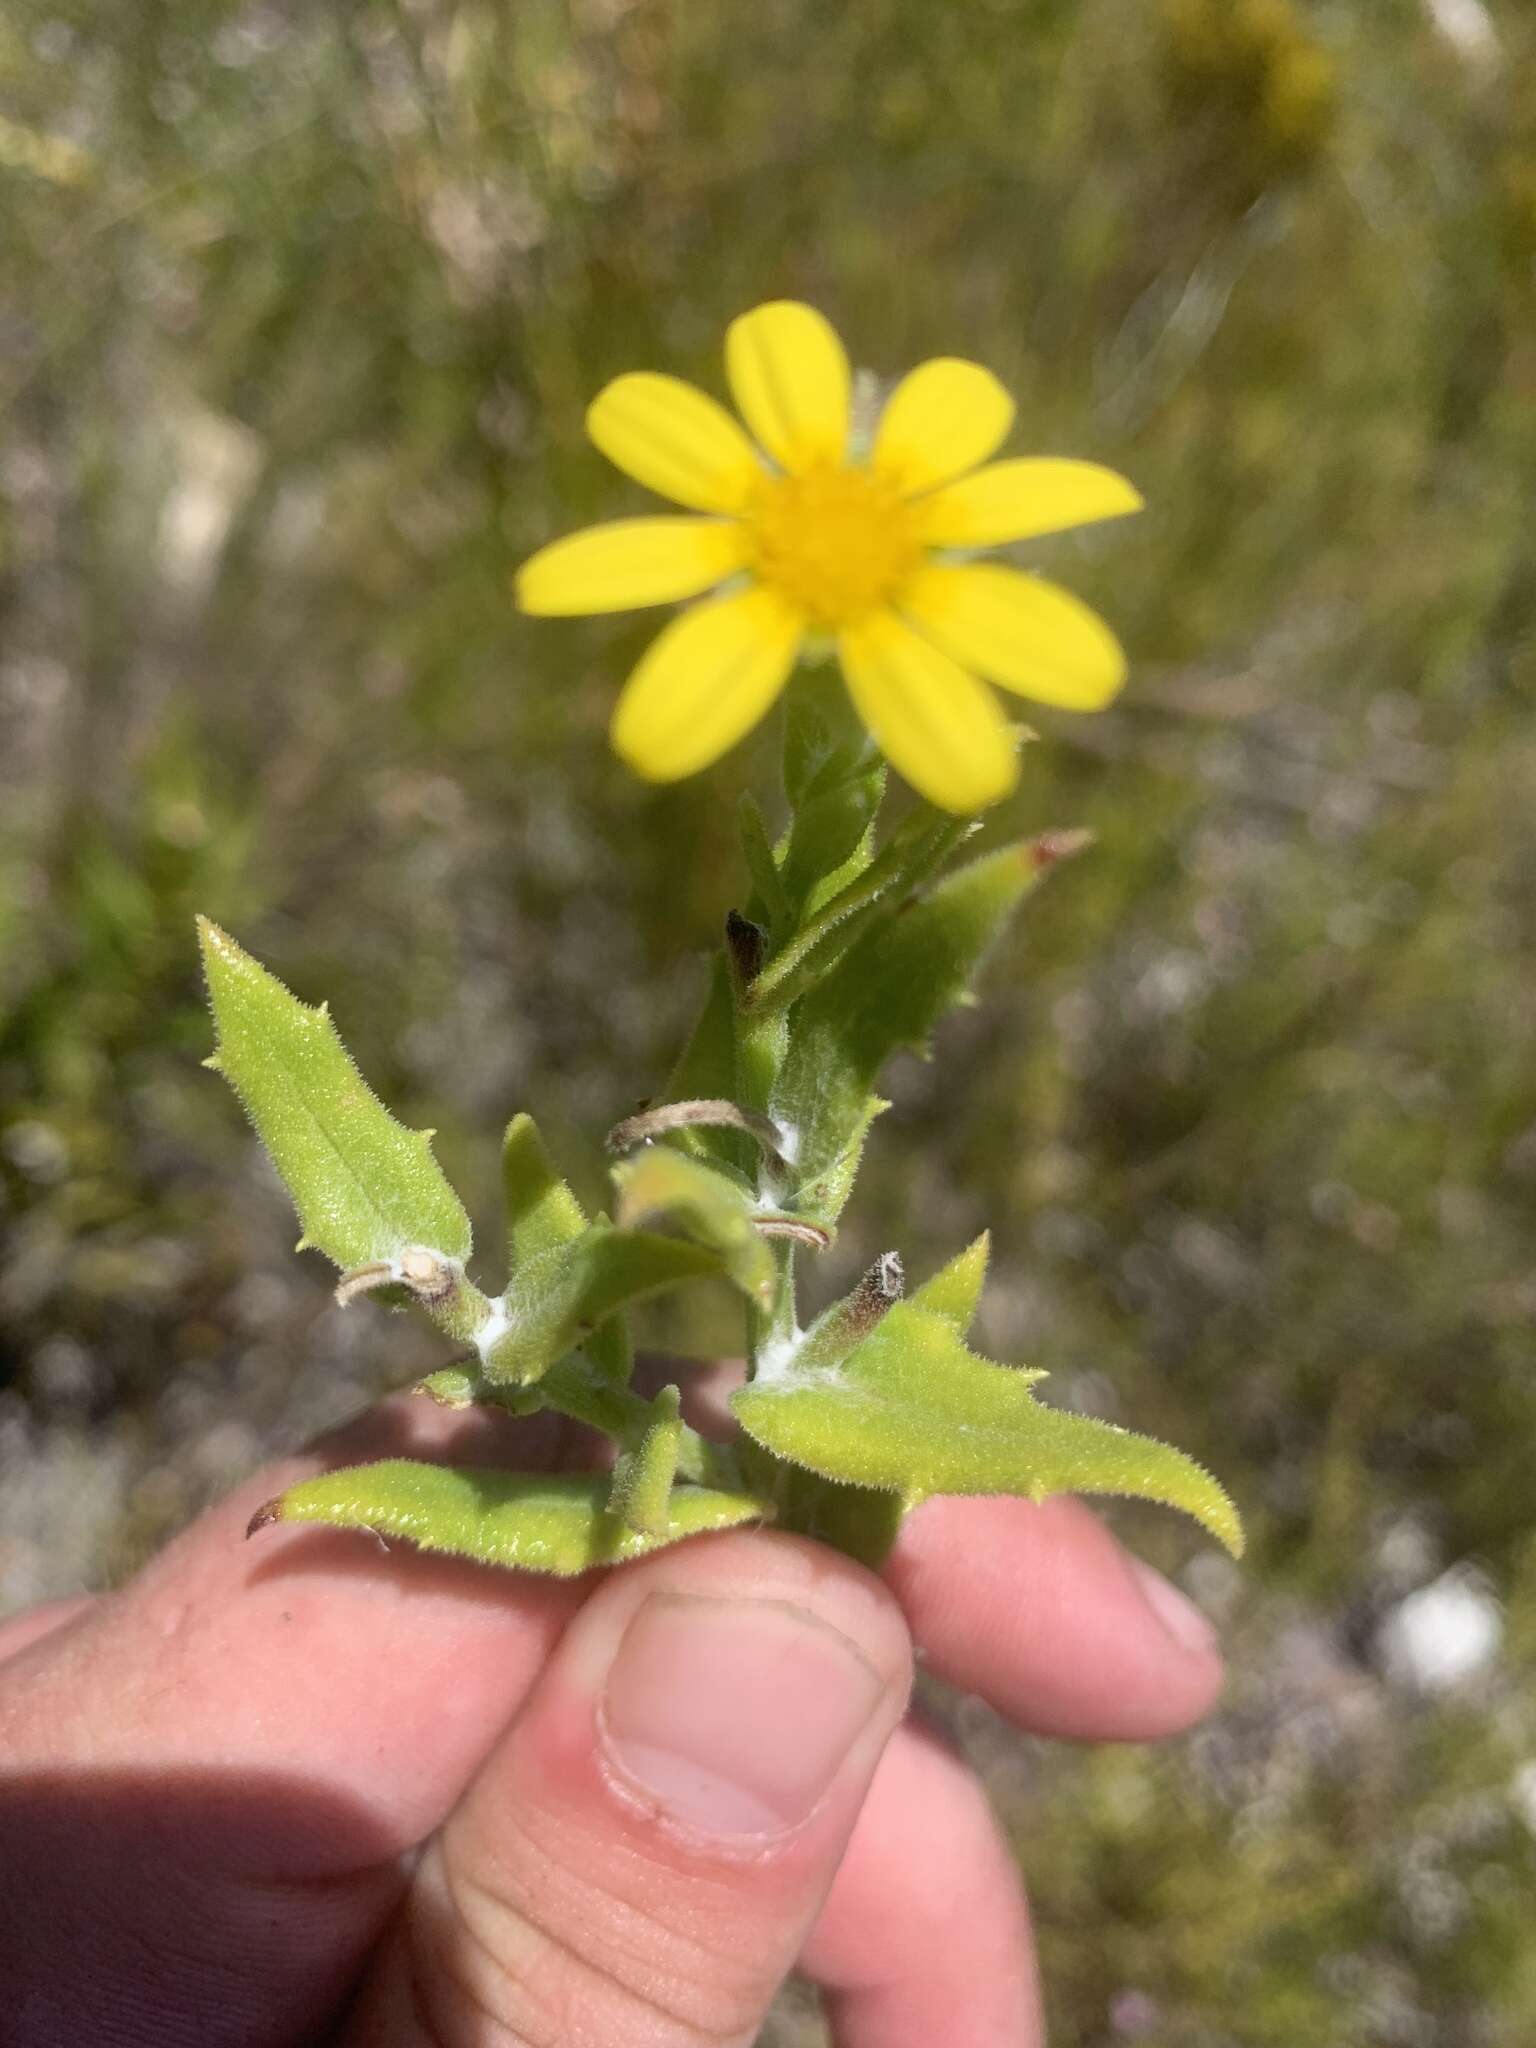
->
[425, 1355, 724, 1490]
[735, 1002, 789, 1118]
[481, 1223, 721, 1385]
[585, 1312, 634, 1386]
[665, 957, 737, 1103]
[417, 1363, 481, 1408]
[661, 959, 755, 1179]
[747, 806, 969, 1014]
[500, 1121, 632, 1389]
[502, 1112, 586, 1271]
[909, 1233, 990, 1336]
[420, 1352, 652, 1442]
[782, 671, 868, 808]
[780, 756, 886, 923]
[612, 1146, 776, 1305]
[252, 1460, 767, 1574]
[607, 1383, 684, 1535]
[737, 791, 791, 932]
[786, 1094, 887, 1228]
[778, 678, 890, 925]
[198, 918, 472, 1271]
[771, 842, 1053, 1204]
[732, 1302, 1244, 1556]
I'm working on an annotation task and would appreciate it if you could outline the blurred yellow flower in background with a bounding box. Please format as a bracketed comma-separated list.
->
[516, 301, 1141, 813]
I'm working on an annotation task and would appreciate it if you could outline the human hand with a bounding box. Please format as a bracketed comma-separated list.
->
[0, 1380, 1223, 2046]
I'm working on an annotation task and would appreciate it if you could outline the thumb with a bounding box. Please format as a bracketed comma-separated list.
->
[343, 1530, 913, 2047]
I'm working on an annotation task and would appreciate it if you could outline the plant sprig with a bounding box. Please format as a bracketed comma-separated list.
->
[206, 679, 1241, 1576]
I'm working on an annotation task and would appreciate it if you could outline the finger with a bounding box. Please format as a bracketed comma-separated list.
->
[0, 1595, 96, 1665]
[342, 1528, 913, 2048]
[0, 1394, 597, 2047]
[803, 1715, 1041, 2048]
[885, 1493, 1224, 1740]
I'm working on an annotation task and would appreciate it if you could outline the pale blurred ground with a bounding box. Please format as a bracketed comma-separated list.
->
[4, 2, 1536, 2040]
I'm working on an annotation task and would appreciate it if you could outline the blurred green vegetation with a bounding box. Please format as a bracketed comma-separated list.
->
[4, 0, 1536, 2039]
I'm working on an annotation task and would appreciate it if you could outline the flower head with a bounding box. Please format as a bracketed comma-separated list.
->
[516, 302, 1141, 813]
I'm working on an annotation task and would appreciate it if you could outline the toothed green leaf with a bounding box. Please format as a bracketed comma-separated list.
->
[732, 1302, 1244, 1556]
[612, 1145, 776, 1305]
[257, 1460, 767, 1574]
[909, 1234, 991, 1337]
[198, 918, 471, 1271]
[482, 1223, 722, 1386]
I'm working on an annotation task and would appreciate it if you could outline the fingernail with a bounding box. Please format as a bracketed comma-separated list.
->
[1129, 1558, 1217, 1655]
[599, 1593, 885, 1838]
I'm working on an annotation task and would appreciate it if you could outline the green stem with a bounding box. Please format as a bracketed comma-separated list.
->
[770, 1469, 905, 1568]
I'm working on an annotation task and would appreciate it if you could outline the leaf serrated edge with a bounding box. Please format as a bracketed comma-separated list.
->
[198, 916, 472, 1271]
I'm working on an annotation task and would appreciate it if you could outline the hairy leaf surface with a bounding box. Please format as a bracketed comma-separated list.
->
[257, 1460, 766, 1573]
[502, 1112, 586, 1269]
[199, 919, 471, 1271]
[772, 843, 1049, 1205]
[607, 1384, 684, 1535]
[733, 1302, 1243, 1554]
[612, 1145, 776, 1304]
[909, 1233, 991, 1335]
[482, 1224, 721, 1384]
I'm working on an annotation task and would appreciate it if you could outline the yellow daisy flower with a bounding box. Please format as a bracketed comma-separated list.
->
[515, 301, 1142, 814]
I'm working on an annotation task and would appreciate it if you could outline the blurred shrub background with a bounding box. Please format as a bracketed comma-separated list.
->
[4, 0, 1536, 2039]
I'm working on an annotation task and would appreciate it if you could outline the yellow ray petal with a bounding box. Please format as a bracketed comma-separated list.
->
[873, 357, 1016, 497]
[837, 609, 1019, 815]
[725, 301, 850, 474]
[899, 563, 1128, 710]
[587, 372, 762, 514]
[611, 586, 804, 781]
[917, 458, 1143, 548]
[515, 518, 748, 616]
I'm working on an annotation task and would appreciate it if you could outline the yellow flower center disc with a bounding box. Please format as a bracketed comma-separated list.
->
[746, 464, 921, 629]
